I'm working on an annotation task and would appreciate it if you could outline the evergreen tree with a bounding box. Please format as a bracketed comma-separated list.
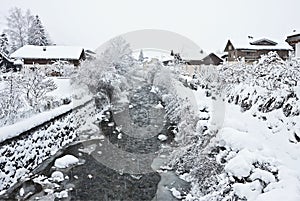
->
[28, 15, 50, 46]
[138, 49, 144, 62]
[170, 50, 174, 56]
[0, 33, 10, 55]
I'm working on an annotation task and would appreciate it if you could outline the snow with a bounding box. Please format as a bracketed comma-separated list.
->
[233, 180, 263, 200]
[224, 149, 255, 177]
[19, 187, 24, 196]
[250, 168, 276, 184]
[78, 144, 97, 155]
[13, 59, 23, 65]
[168, 55, 300, 200]
[47, 77, 72, 99]
[218, 101, 300, 200]
[55, 190, 68, 199]
[54, 155, 79, 168]
[169, 187, 182, 199]
[108, 122, 115, 127]
[296, 43, 300, 58]
[51, 171, 64, 182]
[154, 102, 164, 109]
[10, 45, 84, 60]
[0, 97, 91, 143]
[117, 133, 122, 139]
[158, 134, 168, 141]
[0, 103, 73, 143]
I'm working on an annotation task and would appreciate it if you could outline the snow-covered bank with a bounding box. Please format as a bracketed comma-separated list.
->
[168, 53, 300, 200]
[215, 102, 300, 201]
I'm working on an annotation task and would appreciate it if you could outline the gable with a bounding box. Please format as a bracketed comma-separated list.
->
[224, 40, 235, 52]
[250, 38, 277, 46]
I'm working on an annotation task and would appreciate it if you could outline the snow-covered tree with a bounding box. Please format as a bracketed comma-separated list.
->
[76, 37, 133, 99]
[0, 33, 10, 55]
[18, 68, 57, 110]
[102, 36, 134, 74]
[138, 49, 144, 62]
[28, 15, 51, 46]
[0, 72, 24, 125]
[4, 7, 34, 52]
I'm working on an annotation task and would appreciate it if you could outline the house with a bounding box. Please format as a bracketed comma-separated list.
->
[286, 32, 300, 58]
[187, 53, 223, 66]
[224, 38, 292, 62]
[10, 45, 86, 67]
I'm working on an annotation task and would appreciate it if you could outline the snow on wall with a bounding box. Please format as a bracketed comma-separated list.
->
[0, 99, 96, 194]
[296, 43, 300, 58]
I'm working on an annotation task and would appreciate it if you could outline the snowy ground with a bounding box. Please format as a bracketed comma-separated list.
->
[165, 64, 300, 200]
[47, 77, 72, 99]
[216, 101, 300, 201]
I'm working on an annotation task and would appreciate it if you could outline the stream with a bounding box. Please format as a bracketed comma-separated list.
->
[1, 84, 190, 201]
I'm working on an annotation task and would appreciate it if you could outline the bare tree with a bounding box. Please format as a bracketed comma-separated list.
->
[18, 68, 57, 111]
[4, 7, 34, 52]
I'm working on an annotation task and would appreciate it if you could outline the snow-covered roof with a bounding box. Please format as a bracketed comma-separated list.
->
[235, 43, 292, 50]
[227, 38, 292, 51]
[10, 45, 84, 60]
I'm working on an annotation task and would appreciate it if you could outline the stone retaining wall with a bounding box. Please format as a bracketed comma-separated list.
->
[0, 99, 96, 194]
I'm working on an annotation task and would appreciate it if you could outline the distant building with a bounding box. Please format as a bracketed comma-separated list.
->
[10, 45, 86, 67]
[224, 38, 292, 62]
[187, 53, 223, 66]
[167, 53, 223, 77]
[286, 33, 300, 58]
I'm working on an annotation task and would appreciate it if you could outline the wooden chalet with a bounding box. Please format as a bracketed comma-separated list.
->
[224, 38, 292, 62]
[10, 45, 86, 67]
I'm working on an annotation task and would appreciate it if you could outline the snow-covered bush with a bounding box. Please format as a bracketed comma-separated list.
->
[45, 61, 76, 77]
[75, 37, 134, 102]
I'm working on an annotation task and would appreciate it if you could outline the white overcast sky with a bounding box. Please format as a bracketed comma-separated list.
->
[0, 0, 299, 53]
